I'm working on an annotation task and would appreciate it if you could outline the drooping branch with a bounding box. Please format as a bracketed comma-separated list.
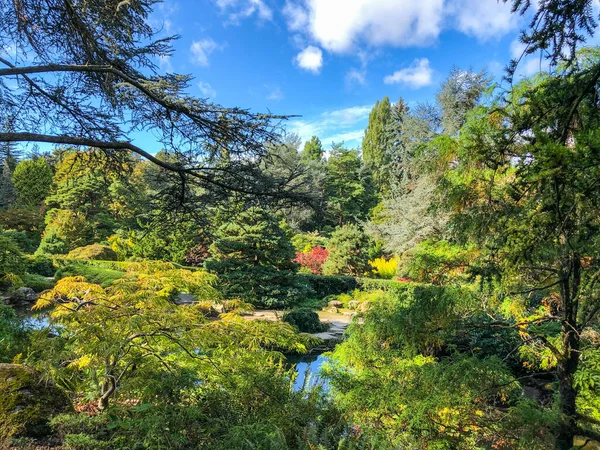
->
[0, 132, 304, 200]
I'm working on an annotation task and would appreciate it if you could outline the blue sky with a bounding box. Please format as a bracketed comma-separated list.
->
[148, 0, 550, 150]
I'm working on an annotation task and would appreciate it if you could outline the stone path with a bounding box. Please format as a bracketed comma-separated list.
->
[248, 309, 355, 341]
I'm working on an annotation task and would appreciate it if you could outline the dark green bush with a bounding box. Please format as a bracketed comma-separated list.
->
[0, 231, 38, 254]
[298, 274, 357, 298]
[26, 255, 56, 277]
[283, 308, 328, 333]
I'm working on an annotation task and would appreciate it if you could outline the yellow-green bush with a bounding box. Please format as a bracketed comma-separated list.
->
[369, 256, 398, 279]
[67, 244, 118, 261]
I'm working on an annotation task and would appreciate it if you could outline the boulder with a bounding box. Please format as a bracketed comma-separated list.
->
[0, 364, 72, 442]
[348, 300, 359, 310]
[8, 287, 37, 305]
[327, 300, 343, 308]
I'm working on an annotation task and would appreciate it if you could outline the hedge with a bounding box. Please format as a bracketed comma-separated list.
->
[298, 274, 357, 298]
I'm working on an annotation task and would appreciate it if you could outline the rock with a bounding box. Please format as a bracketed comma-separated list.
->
[8, 287, 37, 305]
[348, 300, 359, 310]
[327, 300, 343, 308]
[0, 364, 72, 442]
[325, 307, 339, 313]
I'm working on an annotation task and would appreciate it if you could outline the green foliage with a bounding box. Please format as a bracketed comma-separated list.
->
[291, 231, 327, 253]
[67, 244, 118, 261]
[0, 306, 29, 363]
[38, 209, 92, 254]
[301, 135, 324, 162]
[297, 273, 358, 298]
[21, 274, 55, 293]
[363, 96, 392, 191]
[0, 235, 27, 286]
[26, 255, 56, 277]
[12, 158, 53, 208]
[205, 207, 313, 307]
[54, 263, 126, 288]
[324, 286, 553, 449]
[0, 207, 45, 236]
[325, 144, 378, 226]
[0, 159, 16, 209]
[283, 308, 328, 333]
[400, 239, 474, 284]
[0, 364, 72, 442]
[322, 224, 374, 276]
[1, 230, 37, 253]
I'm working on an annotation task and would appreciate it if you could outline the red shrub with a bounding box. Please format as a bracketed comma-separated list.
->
[294, 246, 329, 274]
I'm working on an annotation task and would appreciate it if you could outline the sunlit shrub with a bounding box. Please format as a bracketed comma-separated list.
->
[67, 244, 118, 261]
[369, 256, 398, 279]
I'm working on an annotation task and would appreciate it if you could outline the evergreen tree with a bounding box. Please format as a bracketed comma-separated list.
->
[362, 97, 392, 190]
[322, 224, 374, 276]
[12, 157, 53, 208]
[0, 160, 16, 209]
[204, 207, 313, 307]
[301, 136, 324, 162]
[436, 67, 491, 135]
[325, 143, 378, 226]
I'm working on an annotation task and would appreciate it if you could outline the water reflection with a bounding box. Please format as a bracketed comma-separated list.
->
[289, 353, 329, 392]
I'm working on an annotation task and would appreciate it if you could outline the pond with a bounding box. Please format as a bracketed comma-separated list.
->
[289, 353, 330, 392]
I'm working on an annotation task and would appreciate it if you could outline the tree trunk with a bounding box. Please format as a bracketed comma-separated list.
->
[556, 333, 579, 450]
[556, 260, 581, 450]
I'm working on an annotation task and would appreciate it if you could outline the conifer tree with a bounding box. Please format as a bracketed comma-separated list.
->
[362, 97, 392, 190]
[204, 207, 312, 307]
[12, 157, 53, 208]
[301, 136, 324, 162]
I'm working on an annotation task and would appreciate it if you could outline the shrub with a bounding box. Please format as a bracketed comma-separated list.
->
[55, 264, 125, 287]
[21, 274, 55, 292]
[26, 255, 56, 277]
[298, 274, 357, 298]
[0, 236, 27, 286]
[205, 207, 313, 308]
[283, 308, 328, 333]
[369, 256, 398, 279]
[294, 247, 328, 274]
[0, 306, 29, 362]
[1, 231, 37, 253]
[322, 224, 374, 276]
[67, 244, 118, 261]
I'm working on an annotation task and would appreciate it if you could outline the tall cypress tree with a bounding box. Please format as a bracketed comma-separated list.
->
[362, 97, 392, 191]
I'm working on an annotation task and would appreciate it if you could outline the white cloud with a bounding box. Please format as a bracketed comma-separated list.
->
[215, 0, 272, 24]
[198, 81, 217, 99]
[510, 38, 550, 77]
[307, 0, 443, 53]
[449, 0, 515, 40]
[283, 0, 518, 54]
[266, 86, 284, 100]
[346, 68, 366, 86]
[190, 38, 219, 66]
[283, 1, 309, 31]
[287, 104, 371, 148]
[295, 46, 323, 73]
[384, 58, 433, 88]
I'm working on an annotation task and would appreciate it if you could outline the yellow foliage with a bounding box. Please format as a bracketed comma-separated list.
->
[369, 257, 398, 279]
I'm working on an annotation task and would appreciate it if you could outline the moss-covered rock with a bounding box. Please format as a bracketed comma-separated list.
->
[0, 364, 72, 442]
